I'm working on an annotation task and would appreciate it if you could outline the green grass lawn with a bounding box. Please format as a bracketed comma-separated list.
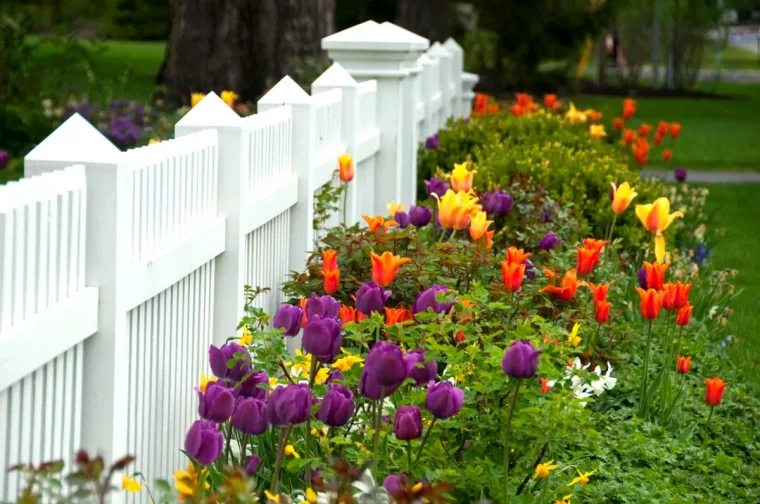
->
[572, 83, 760, 171]
[702, 40, 760, 71]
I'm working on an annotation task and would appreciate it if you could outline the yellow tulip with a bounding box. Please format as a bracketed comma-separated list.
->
[450, 162, 475, 192]
[221, 90, 238, 107]
[387, 200, 405, 216]
[565, 103, 587, 123]
[190, 93, 205, 107]
[567, 323, 581, 347]
[122, 475, 143, 493]
[434, 189, 479, 230]
[469, 210, 492, 241]
[589, 124, 606, 139]
[284, 444, 300, 458]
[611, 182, 637, 214]
[635, 198, 684, 262]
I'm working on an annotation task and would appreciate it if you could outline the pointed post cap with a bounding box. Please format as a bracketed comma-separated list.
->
[258, 76, 311, 110]
[312, 63, 358, 89]
[26, 113, 120, 163]
[176, 91, 241, 128]
[428, 41, 452, 59]
[378, 22, 429, 50]
[444, 38, 463, 52]
[323, 19, 426, 52]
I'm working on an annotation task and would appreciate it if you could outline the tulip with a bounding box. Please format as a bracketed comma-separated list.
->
[577, 246, 600, 275]
[322, 249, 338, 271]
[676, 303, 693, 326]
[611, 182, 637, 214]
[653, 132, 663, 145]
[221, 90, 238, 107]
[674, 281, 692, 309]
[363, 215, 397, 233]
[636, 198, 684, 262]
[450, 162, 475, 192]
[613, 117, 623, 131]
[501, 261, 525, 292]
[238, 370, 269, 400]
[622, 98, 636, 120]
[197, 381, 235, 422]
[639, 123, 652, 137]
[184, 420, 223, 465]
[231, 397, 269, 435]
[371, 251, 411, 287]
[502, 340, 541, 379]
[524, 259, 536, 280]
[638, 267, 648, 289]
[674, 166, 687, 182]
[323, 267, 340, 295]
[633, 137, 650, 166]
[383, 474, 409, 495]
[426, 382, 464, 419]
[469, 211, 492, 241]
[587, 109, 603, 122]
[302, 315, 343, 363]
[246, 454, 261, 476]
[539, 231, 560, 251]
[209, 343, 252, 383]
[669, 122, 682, 138]
[434, 189, 479, 230]
[595, 300, 611, 324]
[0, 150, 7, 170]
[663, 149, 672, 162]
[704, 377, 727, 407]
[565, 103, 587, 122]
[425, 133, 440, 150]
[515, 92, 532, 106]
[623, 129, 637, 145]
[643, 260, 670, 291]
[385, 307, 413, 327]
[589, 124, 606, 139]
[676, 356, 691, 374]
[541, 269, 581, 301]
[338, 153, 354, 182]
[636, 288, 664, 320]
[409, 205, 433, 227]
[273, 304, 304, 337]
[424, 178, 450, 198]
[511, 103, 524, 117]
[481, 190, 513, 216]
[412, 285, 454, 316]
[317, 385, 355, 427]
[326, 369, 344, 384]
[657, 121, 668, 137]
[662, 283, 677, 311]
[339, 305, 358, 324]
[267, 384, 312, 426]
[544, 94, 558, 109]
[394, 211, 410, 229]
[359, 368, 398, 400]
[191, 92, 206, 107]
[365, 341, 410, 389]
[406, 349, 438, 386]
[387, 201, 405, 216]
[355, 281, 392, 315]
[506, 247, 531, 265]
[305, 293, 340, 320]
[394, 406, 423, 440]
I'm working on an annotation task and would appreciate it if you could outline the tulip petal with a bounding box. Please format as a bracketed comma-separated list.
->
[635, 204, 652, 229]
[655, 234, 666, 263]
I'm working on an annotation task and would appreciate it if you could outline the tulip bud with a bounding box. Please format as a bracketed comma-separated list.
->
[209, 343, 251, 383]
[425, 381, 464, 419]
[394, 211, 410, 229]
[481, 190, 513, 216]
[394, 405, 423, 440]
[424, 178, 450, 198]
[355, 282, 392, 316]
[302, 315, 343, 363]
[538, 231, 560, 252]
[267, 384, 312, 426]
[409, 205, 433, 227]
[676, 356, 691, 374]
[231, 397, 269, 435]
[246, 454, 261, 476]
[238, 370, 269, 400]
[317, 385, 355, 427]
[425, 134, 440, 150]
[184, 420, 223, 466]
[273, 304, 303, 337]
[407, 349, 438, 386]
[412, 285, 454, 317]
[305, 293, 340, 320]
[501, 340, 541, 379]
[197, 381, 234, 423]
[383, 474, 409, 495]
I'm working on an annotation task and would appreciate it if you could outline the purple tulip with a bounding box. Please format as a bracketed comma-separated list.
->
[231, 397, 269, 435]
[317, 385, 355, 427]
[674, 166, 687, 182]
[267, 384, 312, 426]
[359, 368, 399, 400]
[481, 191, 513, 216]
[383, 474, 409, 495]
[305, 293, 340, 320]
[365, 341, 409, 389]
[425, 133, 440, 150]
[238, 370, 269, 400]
[406, 349, 438, 386]
[303, 315, 342, 363]
[538, 231, 560, 252]
[426, 381, 464, 419]
[326, 369, 344, 384]
[394, 406, 423, 440]
[246, 454, 261, 476]
[394, 211, 410, 229]
[209, 342, 251, 383]
[412, 285, 454, 316]
[524, 259, 536, 281]
[197, 381, 235, 423]
[501, 340, 541, 379]
[273, 304, 303, 337]
[409, 205, 433, 227]
[355, 282, 391, 316]
[424, 178, 450, 198]
[638, 267, 648, 289]
[184, 420, 223, 466]
[0, 151, 8, 170]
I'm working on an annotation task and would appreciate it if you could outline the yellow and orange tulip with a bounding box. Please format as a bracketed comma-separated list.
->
[565, 103, 587, 123]
[450, 162, 475, 193]
[610, 182, 637, 214]
[338, 153, 354, 182]
[434, 189, 479, 230]
[636, 198, 684, 262]
[469, 211, 492, 241]
[221, 90, 238, 107]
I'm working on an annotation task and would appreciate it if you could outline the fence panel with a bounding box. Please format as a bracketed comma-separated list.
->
[311, 88, 344, 240]
[355, 80, 380, 219]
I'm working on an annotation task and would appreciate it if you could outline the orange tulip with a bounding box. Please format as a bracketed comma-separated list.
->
[544, 94, 559, 109]
[588, 282, 610, 302]
[674, 281, 692, 309]
[653, 131, 663, 145]
[662, 148, 672, 162]
[515, 92, 532, 107]
[676, 356, 691, 374]
[643, 261, 670, 291]
[371, 251, 411, 287]
[623, 129, 637, 145]
[510, 103, 524, 117]
[469, 211, 492, 241]
[657, 121, 668, 137]
[613, 117, 624, 131]
[633, 137, 650, 166]
[661, 282, 677, 310]
[669, 122, 681, 138]
[363, 215, 397, 233]
[636, 287, 665, 320]
[588, 110, 603, 122]
[501, 261, 526, 292]
[543, 269, 556, 280]
[484, 230, 494, 249]
[455, 330, 466, 342]
[539, 377, 552, 394]
[340, 305, 366, 324]
[323, 267, 340, 295]
[611, 182, 638, 214]
[338, 153, 355, 182]
[577, 243, 604, 275]
[541, 269, 581, 301]
[584, 238, 608, 253]
[622, 98, 637, 120]
[595, 299, 611, 324]
[676, 303, 693, 326]
[299, 296, 309, 327]
[639, 123, 652, 137]
[385, 307, 413, 327]
[322, 249, 338, 271]
[704, 377, 727, 407]
[506, 246, 532, 265]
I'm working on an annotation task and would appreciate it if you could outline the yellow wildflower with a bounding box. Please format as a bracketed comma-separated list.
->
[148, 138, 160, 145]
[387, 200, 405, 216]
[239, 325, 252, 346]
[221, 90, 238, 107]
[311, 426, 328, 438]
[533, 460, 559, 479]
[567, 323, 581, 347]
[174, 463, 208, 501]
[589, 124, 606, 139]
[313, 367, 330, 385]
[305, 488, 318, 503]
[265, 490, 281, 503]
[332, 354, 364, 372]
[568, 469, 596, 486]
[565, 103, 587, 123]
[122, 475, 143, 493]
[555, 494, 573, 504]
[269, 377, 278, 387]
[284, 444, 300, 458]
[199, 373, 217, 394]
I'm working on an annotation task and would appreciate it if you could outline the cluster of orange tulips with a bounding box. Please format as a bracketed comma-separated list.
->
[473, 92, 501, 116]
[612, 98, 682, 167]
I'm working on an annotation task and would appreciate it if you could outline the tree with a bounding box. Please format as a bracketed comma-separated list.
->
[395, 0, 451, 42]
[158, 0, 334, 106]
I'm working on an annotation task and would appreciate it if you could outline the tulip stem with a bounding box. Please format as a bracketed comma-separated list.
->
[438, 227, 447, 242]
[304, 358, 319, 488]
[415, 418, 437, 462]
[639, 319, 654, 417]
[224, 422, 233, 465]
[271, 425, 293, 494]
[407, 440, 413, 475]
[342, 184, 348, 227]
[372, 390, 385, 467]
[606, 213, 618, 255]
[706, 406, 714, 426]
[504, 380, 521, 504]
[447, 229, 458, 242]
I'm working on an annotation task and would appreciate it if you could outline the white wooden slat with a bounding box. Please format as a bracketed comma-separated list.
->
[19, 375, 32, 475]
[68, 181, 80, 298]
[0, 389, 9, 503]
[57, 180, 71, 300]
[31, 367, 45, 464]
[43, 362, 55, 462]
[0, 186, 13, 332]
[24, 187, 38, 320]
[8, 381, 22, 500]
[52, 352, 65, 466]
[72, 342, 83, 461]
[60, 350, 73, 472]
[13, 184, 26, 326]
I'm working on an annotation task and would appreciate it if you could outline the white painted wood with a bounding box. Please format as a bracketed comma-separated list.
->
[462, 72, 479, 117]
[428, 42, 453, 126]
[444, 38, 465, 118]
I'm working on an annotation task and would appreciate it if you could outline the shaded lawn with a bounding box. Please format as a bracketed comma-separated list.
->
[702, 183, 760, 386]
[702, 40, 760, 71]
[572, 83, 760, 171]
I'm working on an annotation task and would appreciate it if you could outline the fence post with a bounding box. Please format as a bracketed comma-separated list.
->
[418, 53, 435, 139]
[322, 20, 427, 213]
[312, 63, 360, 225]
[428, 41, 453, 127]
[24, 115, 131, 488]
[175, 93, 246, 345]
[444, 38, 465, 119]
[461, 72, 480, 118]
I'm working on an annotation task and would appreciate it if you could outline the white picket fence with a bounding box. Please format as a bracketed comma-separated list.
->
[0, 20, 478, 501]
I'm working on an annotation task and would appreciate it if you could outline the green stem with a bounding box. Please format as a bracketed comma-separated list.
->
[438, 227, 448, 242]
[606, 213, 618, 255]
[674, 325, 685, 360]
[504, 380, 522, 504]
[639, 319, 654, 417]
[271, 425, 293, 494]
[506, 292, 520, 330]
[415, 418, 437, 462]
[304, 358, 319, 488]
[447, 229, 458, 242]
[224, 422, 232, 465]
[372, 389, 386, 467]
[706, 406, 714, 426]
[407, 440, 413, 475]
[342, 183, 348, 227]
[594, 323, 602, 347]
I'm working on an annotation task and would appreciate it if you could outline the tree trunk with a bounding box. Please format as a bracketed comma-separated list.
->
[159, 0, 334, 106]
[395, 0, 450, 42]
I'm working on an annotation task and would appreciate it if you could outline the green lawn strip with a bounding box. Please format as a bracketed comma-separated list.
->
[702, 40, 760, 71]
